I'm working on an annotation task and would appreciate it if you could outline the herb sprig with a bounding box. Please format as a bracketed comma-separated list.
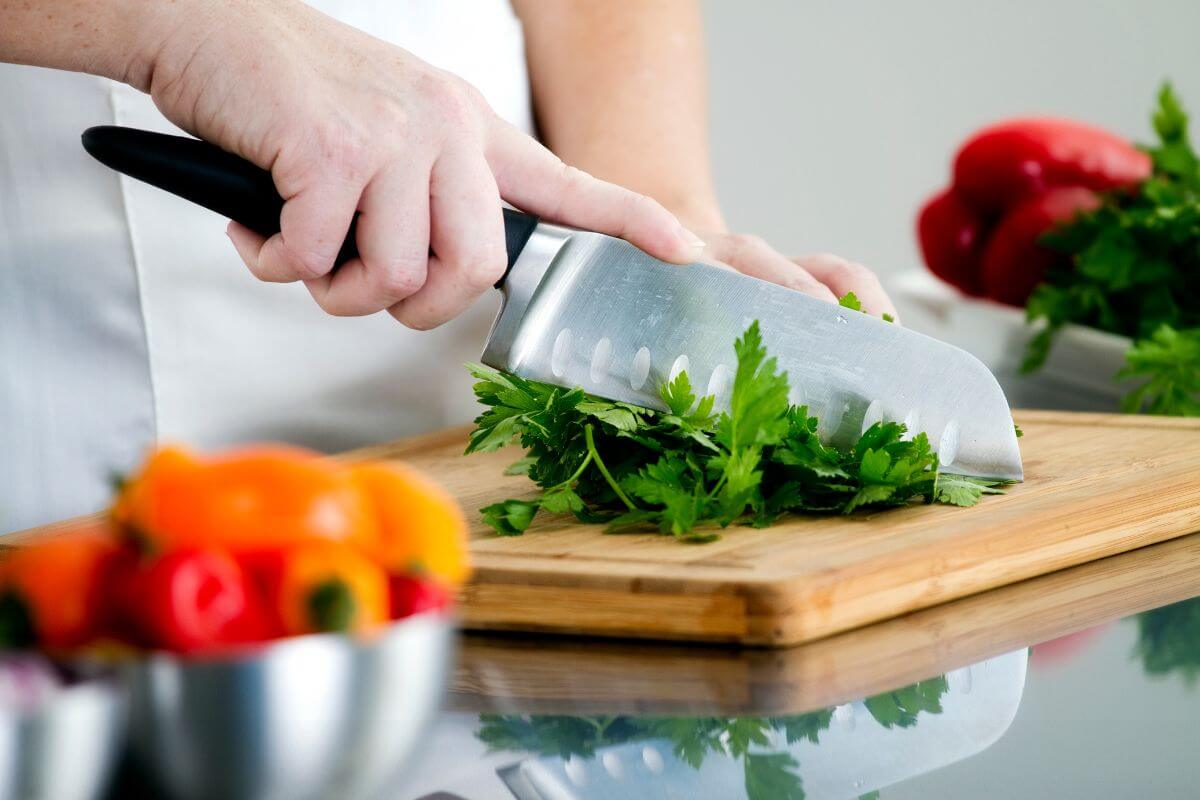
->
[1024, 83, 1200, 416]
[467, 321, 1006, 540]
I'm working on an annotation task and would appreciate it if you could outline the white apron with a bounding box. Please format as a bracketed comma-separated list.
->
[0, 0, 533, 533]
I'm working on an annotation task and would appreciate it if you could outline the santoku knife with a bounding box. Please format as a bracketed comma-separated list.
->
[81, 126, 1022, 480]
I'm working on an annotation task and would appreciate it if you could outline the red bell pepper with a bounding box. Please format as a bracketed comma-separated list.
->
[116, 547, 277, 653]
[388, 575, 451, 619]
[954, 118, 1151, 212]
[918, 118, 1150, 305]
[978, 187, 1101, 305]
[916, 188, 988, 296]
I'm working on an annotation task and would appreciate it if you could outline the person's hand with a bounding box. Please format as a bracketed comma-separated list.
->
[688, 229, 899, 321]
[133, 0, 704, 328]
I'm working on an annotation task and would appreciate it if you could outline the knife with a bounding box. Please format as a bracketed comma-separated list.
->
[81, 126, 1022, 480]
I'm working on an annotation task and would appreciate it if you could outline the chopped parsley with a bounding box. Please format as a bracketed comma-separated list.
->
[467, 320, 1007, 540]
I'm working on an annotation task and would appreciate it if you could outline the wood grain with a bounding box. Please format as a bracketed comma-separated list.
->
[449, 530, 1200, 716]
[8, 411, 1200, 647]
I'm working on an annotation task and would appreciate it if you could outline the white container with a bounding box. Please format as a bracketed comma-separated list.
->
[891, 270, 1136, 412]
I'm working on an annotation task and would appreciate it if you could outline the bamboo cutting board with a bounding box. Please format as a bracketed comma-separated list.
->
[354, 410, 1200, 646]
[9, 412, 1200, 647]
[448, 532, 1200, 716]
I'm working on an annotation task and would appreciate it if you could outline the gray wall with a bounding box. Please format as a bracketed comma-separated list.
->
[701, 0, 1200, 281]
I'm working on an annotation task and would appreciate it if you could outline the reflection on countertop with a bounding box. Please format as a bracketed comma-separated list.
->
[400, 651, 1025, 800]
[1133, 596, 1200, 685]
[398, 535, 1200, 800]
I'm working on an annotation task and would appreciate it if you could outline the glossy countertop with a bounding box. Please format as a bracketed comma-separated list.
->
[395, 532, 1200, 800]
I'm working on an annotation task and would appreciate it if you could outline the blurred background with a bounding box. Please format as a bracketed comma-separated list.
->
[700, 0, 1200, 281]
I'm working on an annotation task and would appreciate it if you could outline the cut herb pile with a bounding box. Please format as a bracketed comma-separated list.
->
[466, 320, 1006, 541]
[1025, 84, 1200, 416]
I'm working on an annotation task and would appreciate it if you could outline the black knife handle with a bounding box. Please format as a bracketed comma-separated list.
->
[80, 126, 540, 284]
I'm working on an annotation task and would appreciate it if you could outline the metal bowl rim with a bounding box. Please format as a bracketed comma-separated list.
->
[125, 609, 456, 670]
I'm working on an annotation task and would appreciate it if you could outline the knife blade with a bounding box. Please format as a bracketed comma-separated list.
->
[81, 126, 1022, 480]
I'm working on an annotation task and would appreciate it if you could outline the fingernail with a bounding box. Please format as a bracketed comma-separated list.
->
[678, 226, 706, 250]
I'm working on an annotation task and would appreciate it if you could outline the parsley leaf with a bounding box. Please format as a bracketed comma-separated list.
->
[468, 321, 1008, 539]
[479, 499, 539, 536]
[838, 292, 863, 312]
[716, 321, 791, 451]
[839, 290, 895, 323]
[1117, 324, 1200, 415]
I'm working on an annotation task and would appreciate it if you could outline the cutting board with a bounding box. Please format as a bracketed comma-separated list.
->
[448, 532, 1200, 716]
[9, 412, 1200, 647]
[352, 410, 1200, 646]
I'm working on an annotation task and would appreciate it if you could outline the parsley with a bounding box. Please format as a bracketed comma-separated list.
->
[839, 291, 896, 323]
[1117, 325, 1200, 415]
[1024, 83, 1200, 416]
[467, 321, 1008, 540]
[838, 292, 864, 312]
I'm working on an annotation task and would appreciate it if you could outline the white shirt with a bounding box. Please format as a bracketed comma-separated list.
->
[0, 0, 533, 533]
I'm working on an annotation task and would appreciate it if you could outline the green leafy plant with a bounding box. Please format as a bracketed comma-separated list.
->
[475, 675, 950, 799]
[1117, 325, 1200, 415]
[467, 320, 1007, 540]
[1024, 83, 1200, 416]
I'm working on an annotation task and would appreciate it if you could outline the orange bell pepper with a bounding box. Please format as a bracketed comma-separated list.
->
[0, 529, 120, 649]
[348, 462, 470, 585]
[249, 542, 389, 636]
[117, 445, 379, 554]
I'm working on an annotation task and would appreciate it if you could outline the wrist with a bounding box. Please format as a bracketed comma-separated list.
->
[112, 0, 226, 91]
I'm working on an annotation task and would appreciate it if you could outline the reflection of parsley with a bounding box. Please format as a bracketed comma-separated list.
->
[863, 676, 950, 729]
[1133, 596, 1200, 685]
[468, 320, 1006, 540]
[475, 675, 950, 799]
[1024, 84, 1200, 417]
[744, 752, 805, 800]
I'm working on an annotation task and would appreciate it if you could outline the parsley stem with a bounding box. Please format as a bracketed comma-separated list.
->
[584, 424, 637, 511]
[558, 450, 594, 488]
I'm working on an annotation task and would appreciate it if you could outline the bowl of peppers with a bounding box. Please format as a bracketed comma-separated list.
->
[0, 444, 470, 800]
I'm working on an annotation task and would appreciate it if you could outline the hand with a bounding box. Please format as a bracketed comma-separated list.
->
[132, 0, 704, 328]
[689, 229, 899, 321]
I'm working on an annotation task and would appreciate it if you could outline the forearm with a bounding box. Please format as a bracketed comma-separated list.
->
[513, 0, 725, 232]
[0, 0, 204, 89]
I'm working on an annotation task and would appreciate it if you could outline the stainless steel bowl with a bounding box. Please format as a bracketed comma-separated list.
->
[126, 611, 455, 800]
[0, 661, 126, 800]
